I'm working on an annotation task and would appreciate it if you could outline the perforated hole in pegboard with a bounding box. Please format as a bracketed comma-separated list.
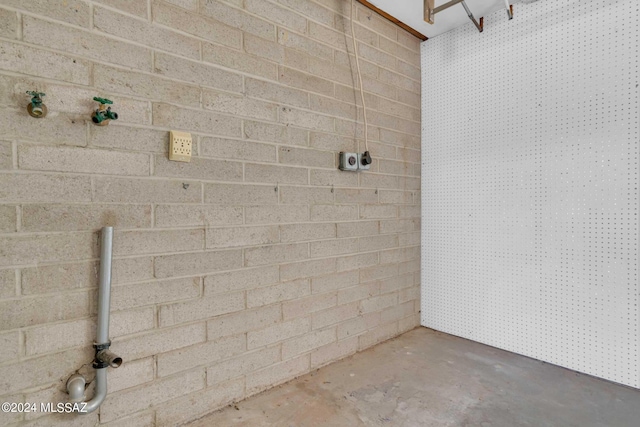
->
[421, 0, 639, 388]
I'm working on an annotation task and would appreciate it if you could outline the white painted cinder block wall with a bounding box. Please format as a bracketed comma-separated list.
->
[0, 1, 421, 425]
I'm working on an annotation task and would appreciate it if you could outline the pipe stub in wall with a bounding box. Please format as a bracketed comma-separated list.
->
[95, 350, 123, 369]
[92, 341, 122, 369]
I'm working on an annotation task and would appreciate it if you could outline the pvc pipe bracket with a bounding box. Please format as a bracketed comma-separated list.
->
[92, 341, 113, 369]
[93, 341, 111, 352]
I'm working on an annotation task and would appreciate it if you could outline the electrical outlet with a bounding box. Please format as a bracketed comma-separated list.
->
[357, 153, 371, 170]
[169, 130, 192, 162]
[339, 152, 358, 171]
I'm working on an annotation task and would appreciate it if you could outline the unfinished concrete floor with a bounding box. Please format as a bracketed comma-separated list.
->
[187, 328, 640, 427]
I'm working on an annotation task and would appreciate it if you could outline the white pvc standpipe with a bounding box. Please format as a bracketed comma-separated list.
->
[96, 226, 113, 345]
[68, 226, 116, 414]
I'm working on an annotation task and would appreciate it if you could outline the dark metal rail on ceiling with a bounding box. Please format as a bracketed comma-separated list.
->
[424, 0, 514, 33]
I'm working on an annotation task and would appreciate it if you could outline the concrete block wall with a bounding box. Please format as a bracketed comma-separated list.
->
[0, 0, 421, 425]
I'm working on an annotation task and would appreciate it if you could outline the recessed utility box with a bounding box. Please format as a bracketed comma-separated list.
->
[339, 152, 358, 171]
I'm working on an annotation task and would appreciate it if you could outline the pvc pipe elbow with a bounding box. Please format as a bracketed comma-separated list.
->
[82, 368, 107, 414]
[66, 374, 86, 403]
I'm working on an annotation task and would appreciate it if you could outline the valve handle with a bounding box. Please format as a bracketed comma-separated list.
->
[26, 91, 45, 99]
[93, 97, 113, 105]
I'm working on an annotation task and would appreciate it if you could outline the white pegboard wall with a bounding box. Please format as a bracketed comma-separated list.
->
[421, 0, 639, 388]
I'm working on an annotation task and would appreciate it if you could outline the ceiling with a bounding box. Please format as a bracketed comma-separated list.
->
[366, 0, 521, 38]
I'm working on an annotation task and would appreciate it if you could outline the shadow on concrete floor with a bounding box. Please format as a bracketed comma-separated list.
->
[186, 327, 640, 427]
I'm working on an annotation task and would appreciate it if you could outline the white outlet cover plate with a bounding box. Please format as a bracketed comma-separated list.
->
[169, 130, 192, 162]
